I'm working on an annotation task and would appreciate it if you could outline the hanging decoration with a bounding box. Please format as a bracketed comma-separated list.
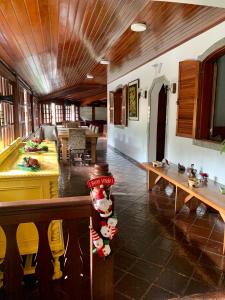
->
[87, 175, 117, 258]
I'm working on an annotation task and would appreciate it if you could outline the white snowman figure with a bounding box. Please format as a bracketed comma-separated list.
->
[100, 217, 118, 240]
[107, 217, 118, 228]
[100, 221, 111, 239]
[107, 217, 118, 239]
[91, 184, 112, 218]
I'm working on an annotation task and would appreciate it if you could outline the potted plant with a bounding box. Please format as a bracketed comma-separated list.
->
[221, 140, 225, 154]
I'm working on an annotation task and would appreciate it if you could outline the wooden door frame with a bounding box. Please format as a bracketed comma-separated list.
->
[147, 76, 169, 162]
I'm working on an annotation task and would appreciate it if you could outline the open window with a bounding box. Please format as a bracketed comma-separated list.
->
[33, 97, 40, 131]
[198, 47, 225, 142]
[18, 85, 32, 138]
[55, 104, 64, 123]
[177, 48, 225, 142]
[41, 103, 52, 124]
[0, 77, 14, 150]
[109, 85, 128, 126]
[176, 60, 200, 138]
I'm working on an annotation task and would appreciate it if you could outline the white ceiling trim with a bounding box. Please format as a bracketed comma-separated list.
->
[152, 0, 225, 8]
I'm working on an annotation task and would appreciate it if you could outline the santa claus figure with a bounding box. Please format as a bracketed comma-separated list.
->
[91, 185, 113, 218]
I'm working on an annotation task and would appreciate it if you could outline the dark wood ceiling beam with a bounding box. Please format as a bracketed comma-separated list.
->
[40, 82, 106, 101]
[80, 92, 107, 106]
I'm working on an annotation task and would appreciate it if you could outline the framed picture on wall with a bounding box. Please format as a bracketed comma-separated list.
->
[128, 79, 139, 120]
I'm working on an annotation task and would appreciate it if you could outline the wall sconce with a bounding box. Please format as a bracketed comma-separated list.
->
[165, 83, 176, 94]
[138, 88, 148, 99]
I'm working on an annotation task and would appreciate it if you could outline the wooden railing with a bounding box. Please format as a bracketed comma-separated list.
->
[0, 196, 113, 300]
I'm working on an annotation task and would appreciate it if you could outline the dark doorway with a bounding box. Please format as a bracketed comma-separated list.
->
[156, 85, 167, 161]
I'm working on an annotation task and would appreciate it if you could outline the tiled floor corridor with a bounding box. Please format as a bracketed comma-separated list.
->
[60, 138, 225, 300]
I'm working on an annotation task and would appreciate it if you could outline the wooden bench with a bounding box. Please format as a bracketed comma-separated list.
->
[142, 162, 225, 254]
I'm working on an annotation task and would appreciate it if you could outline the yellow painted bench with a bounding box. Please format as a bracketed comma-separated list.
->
[0, 138, 64, 287]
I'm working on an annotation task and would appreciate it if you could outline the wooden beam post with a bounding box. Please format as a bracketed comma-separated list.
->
[92, 106, 95, 122]
[91, 164, 114, 300]
[30, 93, 34, 133]
[13, 77, 20, 138]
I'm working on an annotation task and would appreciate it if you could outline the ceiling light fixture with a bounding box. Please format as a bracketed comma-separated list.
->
[100, 59, 110, 65]
[86, 74, 94, 79]
[131, 22, 147, 32]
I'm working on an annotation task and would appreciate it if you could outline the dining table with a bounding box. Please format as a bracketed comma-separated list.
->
[57, 127, 99, 164]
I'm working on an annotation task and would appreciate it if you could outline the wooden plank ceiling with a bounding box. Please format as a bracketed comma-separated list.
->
[106, 2, 225, 83]
[0, 1, 224, 103]
[0, 0, 150, 103]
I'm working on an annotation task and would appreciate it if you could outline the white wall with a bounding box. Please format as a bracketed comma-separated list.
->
[95, 107, 107, 120]
[80, 107, 92, 121]
[108, 21, 225, 184]
[80, 106, 107, 121]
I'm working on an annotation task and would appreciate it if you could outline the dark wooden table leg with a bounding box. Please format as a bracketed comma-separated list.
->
[175, 187, 189, 214]
[148, 170, 161, 190]
[219, 212, 225, 254]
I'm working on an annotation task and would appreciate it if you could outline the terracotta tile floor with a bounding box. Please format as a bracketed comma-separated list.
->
[59, 138, 225, 299]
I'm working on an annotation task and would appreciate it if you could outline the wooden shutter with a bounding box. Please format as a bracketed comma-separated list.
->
[121, 85, 128, 126]
[109, 92, 114, 124]
[176, 60, 200, 138]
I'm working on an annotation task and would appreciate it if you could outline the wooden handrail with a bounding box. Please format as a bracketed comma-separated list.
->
[0, 195, 114, 300]
[0, 196, 92, 224]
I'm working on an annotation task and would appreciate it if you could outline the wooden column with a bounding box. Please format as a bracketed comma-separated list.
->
[91, 164, 114, 300]
[38, 100, 41, 127]
[63, 102, 66, 121]
[92, 106, 95, 122]
[30, 93, 34, 132]
[40, 103, 44, 125]
[77, 105, 80, 120]
[13, 77, 20, 138]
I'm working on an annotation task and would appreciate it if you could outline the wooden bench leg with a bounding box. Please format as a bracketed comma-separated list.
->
[175, 187, 189, 214]
[147, 171, 161, 190]
[219, 212, 225, 255]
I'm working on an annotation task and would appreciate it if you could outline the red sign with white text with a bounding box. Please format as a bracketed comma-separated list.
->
[87, 176, 115, 188]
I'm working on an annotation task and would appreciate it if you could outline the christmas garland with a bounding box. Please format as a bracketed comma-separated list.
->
[20, 139, 48, 153]
[18, 156, 40, 171]
[87, 176, 117, 258]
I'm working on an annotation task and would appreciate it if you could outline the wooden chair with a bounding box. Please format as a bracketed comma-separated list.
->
[94, 126, 99, 134]
[40, 125, 58, 141]
[68, 128, 91, 165]
[62, 121, 70, 128]
[68, 121, 80, 128]
[40, 125, 60, 159]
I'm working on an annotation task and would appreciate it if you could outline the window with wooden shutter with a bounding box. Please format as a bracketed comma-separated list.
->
[121, 85, 128, 126]
[176, 60, 200, 138]
[42, 103, 52, 124]
[109, 92, 114, 124]
[0, 76, 14, 151]
[33, 97, 39, 130]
